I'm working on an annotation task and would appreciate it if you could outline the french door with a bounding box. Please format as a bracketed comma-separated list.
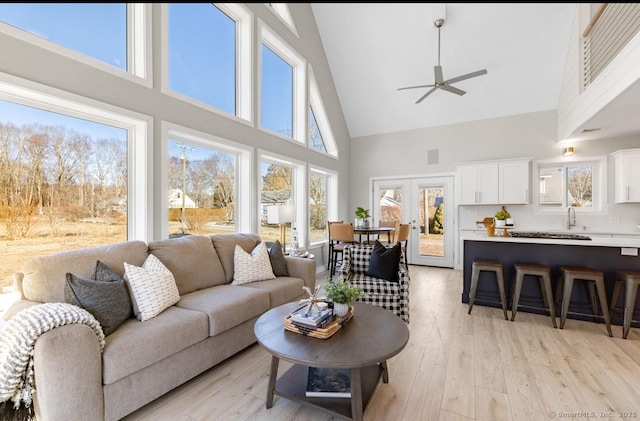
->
[372, 176, 454, 267]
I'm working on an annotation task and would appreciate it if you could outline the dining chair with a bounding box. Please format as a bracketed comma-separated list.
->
[329, 223, 359, 276]
[377, 220, 399, 245]
[396, 223, 411, 268]
[326, 220, 343, 270]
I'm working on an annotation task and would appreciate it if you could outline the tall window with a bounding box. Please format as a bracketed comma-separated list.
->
[167, 140, 236, 236]
[0, 3, 127, 71]
[261, 44, 293, 137]
[308, 67, 337, 156]
[168, 3, 236, 115]
[309, 170, 328, 242]
[538, 161, 600, 209]
[260, 160, 294, 243]
[0, 98, 128, 290]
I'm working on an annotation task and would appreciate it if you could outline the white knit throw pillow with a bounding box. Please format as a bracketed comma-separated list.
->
[232, 242, 276, 285]
[124, 254, 180, 321]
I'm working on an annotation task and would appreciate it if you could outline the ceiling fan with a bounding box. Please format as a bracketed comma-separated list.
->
[398, 18, 487, 104]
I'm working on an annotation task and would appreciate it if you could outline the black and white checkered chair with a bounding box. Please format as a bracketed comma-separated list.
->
[340, 244, 409, 323]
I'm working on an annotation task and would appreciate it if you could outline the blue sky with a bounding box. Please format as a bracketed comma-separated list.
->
[0, 3, 292, 159]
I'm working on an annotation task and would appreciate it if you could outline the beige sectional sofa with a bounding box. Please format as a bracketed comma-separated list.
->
[3, 233, 316, 421]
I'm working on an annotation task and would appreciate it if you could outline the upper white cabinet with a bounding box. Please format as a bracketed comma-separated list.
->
[499, 160, 530, 204]
[612, 149, 640, 203]
[457, 158, 530, 205]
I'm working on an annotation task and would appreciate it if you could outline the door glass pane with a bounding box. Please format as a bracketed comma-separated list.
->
[419, 186, 444, 257]
[378, 188, 403, 223]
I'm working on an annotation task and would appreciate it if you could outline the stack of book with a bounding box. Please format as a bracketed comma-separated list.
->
[306, 367, 351, 398]
[289, 305, 334, 329]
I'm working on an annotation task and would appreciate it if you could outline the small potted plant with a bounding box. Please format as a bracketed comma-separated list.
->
[322, 277, 366, 317]
[494, 208, 510, 227]
[354, 207, 371, 228]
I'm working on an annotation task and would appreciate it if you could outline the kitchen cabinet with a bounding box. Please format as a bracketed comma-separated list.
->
[457, 158, 530, 205]
[612, 149, 640, 203]
[499, 160, 530, 204]
[458, 163, 498, 204]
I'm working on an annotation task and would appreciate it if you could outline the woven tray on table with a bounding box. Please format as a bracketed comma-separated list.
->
[283, 307, 354, 339]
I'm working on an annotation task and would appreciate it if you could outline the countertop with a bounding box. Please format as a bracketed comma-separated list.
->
[460, 231, 640, 248]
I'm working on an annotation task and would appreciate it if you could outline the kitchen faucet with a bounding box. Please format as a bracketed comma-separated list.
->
[567, 207, 576, 230]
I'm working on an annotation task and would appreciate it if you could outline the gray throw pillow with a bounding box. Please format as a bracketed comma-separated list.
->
[64, 260, 132, 336]
[268, 240, 290, 277]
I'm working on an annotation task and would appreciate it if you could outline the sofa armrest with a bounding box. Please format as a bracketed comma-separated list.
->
[284, 256, 316, 291]
[34, 324, 104, 421]
[2, 298, 39, 321]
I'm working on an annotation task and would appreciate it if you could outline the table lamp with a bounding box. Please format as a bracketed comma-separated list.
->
[267, 205, 296, 253]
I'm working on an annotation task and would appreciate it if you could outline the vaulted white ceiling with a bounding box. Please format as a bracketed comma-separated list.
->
[311, 3, 577, 139]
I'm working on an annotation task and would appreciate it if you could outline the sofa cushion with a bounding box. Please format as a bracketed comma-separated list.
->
[124, 254, 180, 322]
[268, 240, 290, 277]
[102, 306, 208, 385]
[148, 235, 226, 294]
[210, 233, 262, 284]
[21, 240, 149, 303]
[64, 261, 132, 336]
[242, 277, 305, 307]
[231, 243, 275, 285]
[176, 285, 269, 336]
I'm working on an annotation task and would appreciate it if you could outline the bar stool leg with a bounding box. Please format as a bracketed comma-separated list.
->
[610, 278, 622, 319]
[510, 270, 524, 321]
[594, 276, 613, 337]
[540, 273, 557, 328]
[468, 264, 480, 315]
[496, 269, 509, 320]
[560, 274, 574, 329]
[623, 279, 639, 339]
[587, 282, 600, 323]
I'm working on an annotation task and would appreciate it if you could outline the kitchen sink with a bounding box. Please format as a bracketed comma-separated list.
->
[510, 231, 592, 240]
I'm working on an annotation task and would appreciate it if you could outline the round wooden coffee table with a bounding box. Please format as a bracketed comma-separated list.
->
[254, 301, 409, 421]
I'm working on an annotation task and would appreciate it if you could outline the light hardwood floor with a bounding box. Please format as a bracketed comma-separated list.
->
[124, 266, 640, 421]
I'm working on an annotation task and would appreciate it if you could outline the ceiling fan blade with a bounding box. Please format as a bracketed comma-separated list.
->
[440, 84, 466, 96]
[415, 87, 438, 104]
[434, 65, 444, 84]
[397, 84, 436, 91]
[443, 69, 487, 85]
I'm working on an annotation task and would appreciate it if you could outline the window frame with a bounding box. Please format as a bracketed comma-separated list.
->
[533, 155, 607, 215]
[0, 3, 152, 87]
[161, 121, 254, 239]
[258, 21, 306, 144]
[264, 3, 299, 37]
[308, 65, 338, 158]
[161, 3, 253, 123]
[0, 71, 153, 241]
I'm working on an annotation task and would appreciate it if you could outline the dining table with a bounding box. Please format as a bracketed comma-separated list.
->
[353, 226, 395, 244]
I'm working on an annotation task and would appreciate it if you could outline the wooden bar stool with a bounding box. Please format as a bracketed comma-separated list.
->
[609, 270, 640, 339]
[468, 259, 508, 320]
[558, 266, 613, 337]
[511, 263, 557, 328]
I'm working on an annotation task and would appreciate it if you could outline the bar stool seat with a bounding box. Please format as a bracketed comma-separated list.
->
[609, 270, 640, 339]
[511, 263, 557, 328]
[468, 259, 508, 320]
[558, 266, 612, 337]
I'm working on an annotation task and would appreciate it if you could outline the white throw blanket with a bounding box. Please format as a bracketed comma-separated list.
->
[0, 302, 105, 420]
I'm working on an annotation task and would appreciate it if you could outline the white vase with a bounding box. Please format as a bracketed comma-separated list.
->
[494, 219, 506, 227]
[333, 302, 350, 317]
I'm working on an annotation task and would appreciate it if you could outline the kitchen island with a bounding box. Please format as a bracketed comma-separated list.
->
[461, 232, 640, 325]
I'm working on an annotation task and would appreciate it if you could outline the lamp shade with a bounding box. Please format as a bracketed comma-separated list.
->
[267, 205, 296, 224]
